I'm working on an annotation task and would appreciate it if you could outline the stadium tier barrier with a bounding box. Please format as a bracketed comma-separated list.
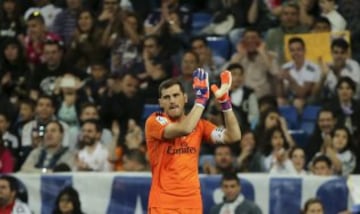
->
[11, 173, 360, 214]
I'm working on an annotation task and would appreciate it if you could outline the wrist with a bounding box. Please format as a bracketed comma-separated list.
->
[220, 100, 232, 111]
[195, 98, 207, 108]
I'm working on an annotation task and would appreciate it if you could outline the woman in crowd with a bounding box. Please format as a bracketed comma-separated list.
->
[53, 186, 84, 214]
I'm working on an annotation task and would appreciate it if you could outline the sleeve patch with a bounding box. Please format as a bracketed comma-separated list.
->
[155, 116, 168, 125]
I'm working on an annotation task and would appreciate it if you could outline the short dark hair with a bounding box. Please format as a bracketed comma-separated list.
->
[214, 144, 233, 155]
[37, 95, 55, 108]
[331, 38, 349, 51]
[242, 27, 261, 37]
[336, 76, 356, 92]
[190, 36, 208, 47]
[312, 155, 332, 168]
[0, 175, 18, 194]
[227, 63, 244, 74]
[183, 50, 200, 64]
[158, 78, 185, 97]
[80, 103, 98, 113]
[221, 172, 240, 185]
[288, 37, 305, 48]
[312, 17, 331, 29]
[303, 198, 323, 213]
[44, 39, 64, 51]
[27, 11, 45, 23]
[47, 120, 65, 134]
[288, 146, 305, 160]
[143, 34, 161, 47]
[282, 1, 300, 13]
[20, 98, 36, 111]
[82, 119, 102, 132]
[125, 149, 147, 166]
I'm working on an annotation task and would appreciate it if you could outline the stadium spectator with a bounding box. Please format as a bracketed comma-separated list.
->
[310, 126, 356, 175]
[318, 39, 360, 100]
[254, 108, 295, 149]
[235, 130, 265, 173]
[289, 147, 307, 175]
[24, 0, 62, 29]
[230, 28, 278, 98]
[83, 61, 108, 105]
[302, 198, 324, 214]
[20, 121, 74, 173]
[0, 0, 25, 41]
[124, 119, 144, 151]
[319, 0, 346, 32]
[23, 12, 61, 68]
[177, 51, 200, 112]
[305, 108, 336, 163]
[277, 37, 321, 112]
[52, 0, 83, 45]
[210, 172, 262, 214]
[76, 119, 112, 172]
[110, 12, 143, 74]
[0, 38, 31, 101]
[52, 186, 84, 214]
[265, 2, 309, 64]
[203, 144, 235, 175]
[65, 9, 106, 72]
[311, 155, 334, 176]
[21, 95, 71, 151]
[0, 136, 14, 173]
[0, 112, 18, 159]
[326, 77, 360, 136]
[191, 36, 225, 83]
[72, 103, 113, 149]
[13, 99, 35, 139]
[311, 17, 331, 33]
[0, 175, 32, 213]
[122, 149, 148, 171]
[262, 127, 292, 172]
[101, 72, 144, 141]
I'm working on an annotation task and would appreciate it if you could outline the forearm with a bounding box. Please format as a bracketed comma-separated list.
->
[247, 0, 259, 24]
[223, 110, 241, 143]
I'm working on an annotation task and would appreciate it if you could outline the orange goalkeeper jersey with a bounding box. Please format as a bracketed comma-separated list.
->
[145, 112, 216, 208]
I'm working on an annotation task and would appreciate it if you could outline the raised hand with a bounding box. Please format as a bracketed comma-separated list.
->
[211, 70, 232, 111]
[193, 68, 209, 108]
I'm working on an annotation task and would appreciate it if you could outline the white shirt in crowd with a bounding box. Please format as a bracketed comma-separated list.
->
[219, 194, 245, 214]
[77, 142, 111, 172]
[11, 199, 32, 214]
[24, 4, 62, 28]
[325, 59, 360, 94]
[322, 10, 347, 32]
[282, 60, 321, 87]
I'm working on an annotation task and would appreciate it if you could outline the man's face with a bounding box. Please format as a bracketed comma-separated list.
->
[36, 98, 54, 120]
[242, 31, 261, 52]
[80, 106, 98, 121]
[214, 147, 233, 169]
[332, 46, 347, 67]
[66, 0, 81, 10]
[81, 123, 100, 146]
[317, 111, 335, 134]
[27, 19, 45, 38]
[44, 122, 63, 147]
[222, 180, 240, 202]
[20, 103, 34, 121]
[181, 52, 198, 76]
[313, 161, 332, 176]
[0, 180, 15, 207]
[289, 42, 305, 63]
[121, 75, 139, 98]
[191, 40, 208, 61]
[103, 0, 118, 13]
[281, 6, 299, 28]
[143, 38, 160, 58]
[312, 22, 331, 33]
[230, 68, 244, 90]
[159, 84, 187, 119]
[4, 44, 18, 62]
[306, 202, 324, 214]
[43, 44, 63, 67]
[0, 115, 9, 133]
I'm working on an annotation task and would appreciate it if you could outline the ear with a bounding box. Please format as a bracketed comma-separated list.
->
[158, 98, 164, 108]
[184, 93, 188, 103]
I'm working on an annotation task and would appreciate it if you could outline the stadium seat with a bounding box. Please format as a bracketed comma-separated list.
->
[191, 12, 213, 35]
[206, 36, 231, 59]
[302, 105, 321, 121]
[300, 105, 320, 135]
[141, 104, 161, 121]
[289, 130, 308, 149]
[300, 121, 316, 135]
[278, 105, 299, 129]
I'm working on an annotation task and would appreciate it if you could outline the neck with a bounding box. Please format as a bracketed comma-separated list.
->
[295, 59, 305, 69]
[85, 141, 98, 152]
[341, 99, 351, 105]
[47, 62, 60, 70]
[46, 144, 61, 154]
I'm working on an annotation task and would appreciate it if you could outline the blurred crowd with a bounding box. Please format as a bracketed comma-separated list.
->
[0, 0, 359, 179]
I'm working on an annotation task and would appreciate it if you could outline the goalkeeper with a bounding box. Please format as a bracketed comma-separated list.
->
[145, 68, 241, 214]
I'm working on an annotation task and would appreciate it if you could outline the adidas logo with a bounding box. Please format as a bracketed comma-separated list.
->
[196, 90, 202, 95]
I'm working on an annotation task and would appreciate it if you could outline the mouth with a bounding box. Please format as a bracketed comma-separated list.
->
[169, 105, 179, 110]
